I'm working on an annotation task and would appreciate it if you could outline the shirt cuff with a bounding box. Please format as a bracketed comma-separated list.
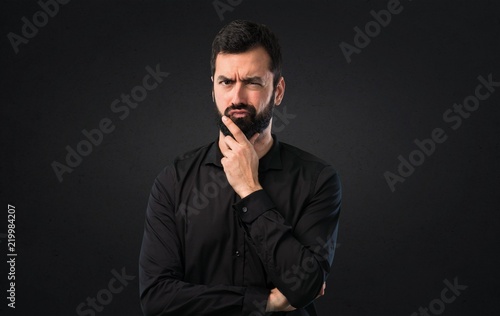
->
[233, 189, 275, 224]
[242, 286, 269, 316]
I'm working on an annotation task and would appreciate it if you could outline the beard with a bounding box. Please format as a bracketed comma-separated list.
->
[215, 96, 275, 139]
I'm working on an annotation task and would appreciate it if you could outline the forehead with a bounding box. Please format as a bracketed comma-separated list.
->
[214, 46, 272, 76]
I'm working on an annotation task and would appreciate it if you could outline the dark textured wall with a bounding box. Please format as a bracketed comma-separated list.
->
[2, 0, 499, 315]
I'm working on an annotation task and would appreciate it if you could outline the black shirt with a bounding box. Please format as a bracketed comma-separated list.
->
[139, 135, 342, 316]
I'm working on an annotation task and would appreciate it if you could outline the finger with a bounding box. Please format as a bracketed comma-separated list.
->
[316, 283, 326, 298]
[222, 116, 249, 144]
[223, 134, 240, 150]
[284, 305, 297, 312]
[249, 133, 260, 145]
[219, 147, 234, 160]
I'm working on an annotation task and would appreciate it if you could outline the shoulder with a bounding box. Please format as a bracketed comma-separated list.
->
[157, 142, 215, 184]
[174, 143, 213, 165]
[278, 141, 341, 191]
[279, 141, 337, 173]
[279, 141, 342, 199]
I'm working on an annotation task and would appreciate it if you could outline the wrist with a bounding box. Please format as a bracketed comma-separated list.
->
[239, 184, 263, 199]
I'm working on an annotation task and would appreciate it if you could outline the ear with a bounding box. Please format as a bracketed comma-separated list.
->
[211, 76, 215, 102]
[274, 76, 286, 106]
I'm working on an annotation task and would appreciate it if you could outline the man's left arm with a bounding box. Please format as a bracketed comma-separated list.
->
[219, 116, 341, 309]
[234, 166, 341, 309]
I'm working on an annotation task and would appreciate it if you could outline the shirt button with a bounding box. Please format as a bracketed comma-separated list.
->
[242, 207, 248, 213]
[235, 250, 240, 257]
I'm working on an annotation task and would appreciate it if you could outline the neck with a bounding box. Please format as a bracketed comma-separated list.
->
[253, 129, 274, 159]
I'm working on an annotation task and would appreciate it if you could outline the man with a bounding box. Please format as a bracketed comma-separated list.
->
[139, 20, 342, 315]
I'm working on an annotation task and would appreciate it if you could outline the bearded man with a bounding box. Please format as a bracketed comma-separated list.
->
[139, 20, 342, 316]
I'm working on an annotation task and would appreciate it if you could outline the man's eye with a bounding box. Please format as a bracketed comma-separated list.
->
[220, 80, 232, 86]
[248, 82, 262, 86]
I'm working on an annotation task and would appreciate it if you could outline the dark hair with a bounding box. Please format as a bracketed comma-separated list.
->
[211, 20, 282, 87]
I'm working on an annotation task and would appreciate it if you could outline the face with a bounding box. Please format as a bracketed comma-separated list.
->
[212, 46, 285, 139]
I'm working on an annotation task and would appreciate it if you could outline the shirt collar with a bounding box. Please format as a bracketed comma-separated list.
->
[205, 134, 282, 171]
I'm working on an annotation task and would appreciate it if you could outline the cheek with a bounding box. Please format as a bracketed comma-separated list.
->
[214, 88, 230, 103]
[255, 91, 274, 108]
[215, 102, 227, 115]
[249, 90, 269, 104]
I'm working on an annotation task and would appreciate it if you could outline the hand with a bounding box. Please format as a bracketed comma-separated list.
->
[219, 116, 262, 198]
[316, 282, 326, 298]
[265, 282, 326, 312]
[266, 288, 296, 312]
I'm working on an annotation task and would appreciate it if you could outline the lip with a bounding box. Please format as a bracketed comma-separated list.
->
[228, 110, 249, 117]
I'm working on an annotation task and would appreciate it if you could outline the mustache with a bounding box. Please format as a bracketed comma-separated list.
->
[224, 103, 257, 116]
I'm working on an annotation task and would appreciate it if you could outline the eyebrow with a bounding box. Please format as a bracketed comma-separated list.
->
[216, 75, 265, 84]
[216, 75, 234, 82]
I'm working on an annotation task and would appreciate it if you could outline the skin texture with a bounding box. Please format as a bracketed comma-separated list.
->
[212, 46, 325, 312]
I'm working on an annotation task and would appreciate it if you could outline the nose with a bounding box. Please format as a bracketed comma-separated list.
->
[230, 82, 247, 105]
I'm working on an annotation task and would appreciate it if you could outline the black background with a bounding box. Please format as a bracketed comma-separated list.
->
[2, 0, 500, 315]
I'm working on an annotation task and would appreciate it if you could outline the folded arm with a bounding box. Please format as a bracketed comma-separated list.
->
[139, 169, 270, 316]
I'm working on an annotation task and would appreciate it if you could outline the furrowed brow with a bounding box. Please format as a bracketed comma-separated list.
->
[216, 75, 234, 82]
